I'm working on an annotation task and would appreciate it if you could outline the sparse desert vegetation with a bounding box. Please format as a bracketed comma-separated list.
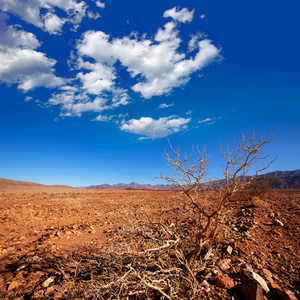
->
[0, 188, 299, 299]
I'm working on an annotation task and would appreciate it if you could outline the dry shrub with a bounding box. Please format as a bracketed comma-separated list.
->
[60, 133, 276, 299]
[250, 196, 269, 208]
[235, 173, 277, 203]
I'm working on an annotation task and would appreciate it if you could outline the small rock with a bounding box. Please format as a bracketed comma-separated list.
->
[8, 281, 20, 291]
[201, 280, 210, 286]
[236, 281, 264, 300]
[42, 276, 55, 288]
[16, 264, 27, 272]
[45, 286, 55, 296]
[227, 245, 233, 255]
[269, 283, 298, 300]
[284, 290, 298, 300]
[215, 275, 235, 289]
[261, 269, 273, 282]
[15, 272, 24, 280]
[269, 283, 287, 299]
[218, 259, 231, 271]
[34, 289, 44, 297]
[244, 270, 269, 293]
[254, 263, 263, 270]
[272, 219, 284, 227]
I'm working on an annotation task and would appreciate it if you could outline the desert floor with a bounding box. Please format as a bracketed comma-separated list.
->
[0, 187, 299, 299]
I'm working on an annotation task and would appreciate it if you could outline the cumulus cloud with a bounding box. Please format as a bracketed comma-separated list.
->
[48, 84, 130, 116]
[132, 39, 219, 98]
[0, 23, 63, 89]
[76, 7, 220, 99]
[49, 89, 105, 116]
[76, 60, 116, 95]
[95, 0, 105, 8]
[0, 0, 87, 34]
[0, 25, 40, 51]
[0, 25, 63, 91]
[120, 116, 191, 139]
[43, 12, 66, 35]
[0, 4, 221, 141]
[43, 6, 220, 123]
[163, 7, 195, 23]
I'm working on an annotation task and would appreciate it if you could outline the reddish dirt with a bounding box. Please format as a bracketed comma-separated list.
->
[0, 187, 299, 299]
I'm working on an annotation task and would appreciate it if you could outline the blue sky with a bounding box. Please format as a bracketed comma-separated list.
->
[0, 0, 299, 186]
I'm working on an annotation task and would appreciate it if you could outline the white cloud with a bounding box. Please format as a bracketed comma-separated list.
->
[0, 24, 40, 51]
[48, 84, 130, 116]
[120, 116, 191, 139]
[188, 32, 205, 52]
[43, 12, 66, 35]
[0, 24, 63, 91]
[18, 71, 63, 91]
[200, 14, 206, 20]
[92, 114, 113, 122]
[0, 48, 63, 91]
[76, 61, 116, 94]
[0, 0, 87, 34]
[24, 96, 33, 102]
[163, 7, 195, 23]
[158, 103, 174, 109]
[131, 38, 219, 98]
[76, 10, 220, 99]
[45, 6, 220, 120]
[199, 117, 222, 124]
[95, 1, 105, 8]
[199, 117, 213, 124]
[49, 89, 107, 116]
[87, 11, 101, 20]
[77, 31, 116, 65]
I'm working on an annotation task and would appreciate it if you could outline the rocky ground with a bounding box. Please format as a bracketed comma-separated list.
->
[0, 188, 299, 299]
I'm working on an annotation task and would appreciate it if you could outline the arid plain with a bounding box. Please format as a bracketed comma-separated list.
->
[0, 179, 299, 299]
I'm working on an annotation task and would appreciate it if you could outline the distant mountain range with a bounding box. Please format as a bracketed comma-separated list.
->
[1, 169, 299, 190]
[85, 169, 300, 190]
[266, 169, 300, 189]
[85, 182, 177, 191]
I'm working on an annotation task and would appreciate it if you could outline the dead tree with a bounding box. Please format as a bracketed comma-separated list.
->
[156, 132, 276, 267]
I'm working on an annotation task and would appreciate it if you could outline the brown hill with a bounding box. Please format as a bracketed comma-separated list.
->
[0, 178, 73, 190]
[269, 169, 300, 189]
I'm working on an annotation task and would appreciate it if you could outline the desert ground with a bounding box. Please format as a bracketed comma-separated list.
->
[0, 184, 299, 299]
